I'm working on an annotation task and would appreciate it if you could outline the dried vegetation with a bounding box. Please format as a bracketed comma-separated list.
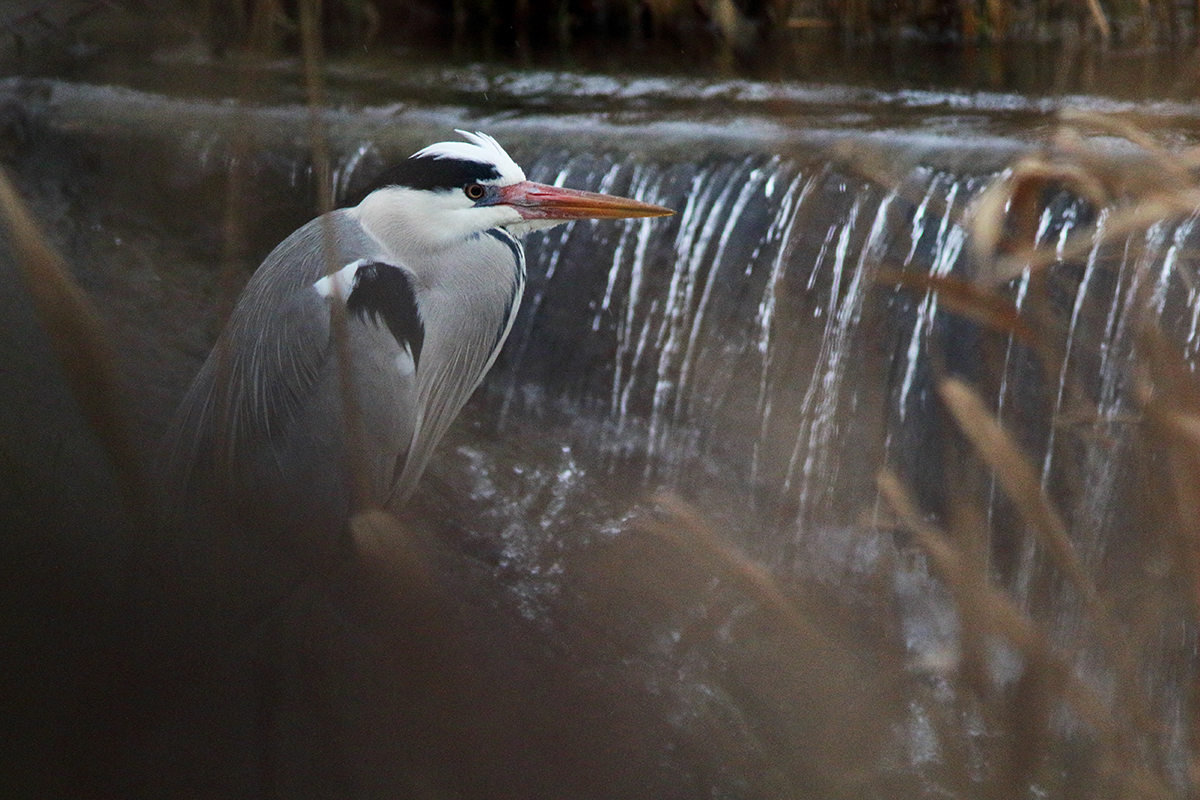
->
[864, 111, 1200, 797]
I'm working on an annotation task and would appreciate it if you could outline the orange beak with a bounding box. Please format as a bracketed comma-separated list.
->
[498, 181, 674, 221]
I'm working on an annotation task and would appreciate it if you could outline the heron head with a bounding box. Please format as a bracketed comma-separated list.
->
[351, 130, 672, 250]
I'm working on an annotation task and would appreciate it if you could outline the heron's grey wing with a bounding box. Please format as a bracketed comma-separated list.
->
[162, 211, 384, 491]
[388, 317, 505, 506]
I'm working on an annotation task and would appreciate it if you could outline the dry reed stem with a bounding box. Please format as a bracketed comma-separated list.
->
[940, 369, 1186, 792]
[976, 188, 1200, 287]
[296, 0, 374, 518]
[938, 378, 1164, 745]
[1057, 110, 1189, 181]
[1082, 0, 1112, 40]
[877, 467, 1112, 728]
[967, 155, 1109, 285]
[1050, 125, 1200, 204]
[641, 491, 831, 647]
[350, 509, 436, 594]
[876, 268, 1040, 348]
[938, 377, 1100, 612]
[0, 166, 147, 518]
[952, 111, 1200, 795]
[969, 111, 1200, 288]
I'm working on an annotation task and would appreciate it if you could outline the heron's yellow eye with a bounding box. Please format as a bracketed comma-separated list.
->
[465, 184, 486, 201]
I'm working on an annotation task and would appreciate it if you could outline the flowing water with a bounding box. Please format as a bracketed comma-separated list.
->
[2, 56, 1198, 797]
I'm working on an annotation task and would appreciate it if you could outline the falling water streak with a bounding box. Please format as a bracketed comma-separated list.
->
[1061, 216, 1191, 571]
[1034, 202, 1054, 245]
[1106, 221, 1168, 416]
[594, 163, 647, 332]
[922, 181, 971, 327]
[1096, 236, 1137, 419]
[645, 164, 736, 472]
[1185, 281, 1200, 362]
[749, 169, 814, 489]
[1055, 202, 1078, 255]
[896, 180, 966, 423]
[1041, 210, 1108, 487]
[886, 175, 941, 429]
[982, 259, 1033, 544]
[611, 172, 666, 424]
[641, 169, 706, 462]
[985, 196, 1049, 534]
[807, 212, 841, 292]
[1029, 198, 1082, 489]
[788, 191, 896, 542]
[617, 298, 659, 437]
[781, 190, 864, 497]
[994, 268, 1041, 605]
[672, 160, 748, 347]
[1152, 214, 1198, 316]
[1181, 215, 1200, 360]
[674, 156, 771, 420]
[872, 171, 939, 527]
[595, 159, 622, 198]
[904, 172, 940, 267]
[1074, 234, 1142, 560]
[1069, 223, 1140, 573]
[539, 167, 585, 285]
[582, 158, 624, 241]
[333, 141, 375, 199]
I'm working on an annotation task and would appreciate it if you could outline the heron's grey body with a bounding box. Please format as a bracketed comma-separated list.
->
[166, 207, 522, 531]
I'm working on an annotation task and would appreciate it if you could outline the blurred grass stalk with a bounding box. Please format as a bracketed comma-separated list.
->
[0, 166, 147, 522]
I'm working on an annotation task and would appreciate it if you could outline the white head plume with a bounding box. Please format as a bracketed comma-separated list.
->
[411, 130, 526, 185]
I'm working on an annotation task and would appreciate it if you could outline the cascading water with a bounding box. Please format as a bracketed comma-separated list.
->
[439, 142, 1197, 791]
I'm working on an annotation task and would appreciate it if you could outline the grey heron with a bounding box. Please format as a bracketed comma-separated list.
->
[163, 131, 672, 542]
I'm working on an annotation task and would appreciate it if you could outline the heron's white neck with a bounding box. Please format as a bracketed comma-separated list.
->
[353, 186, 525, 257]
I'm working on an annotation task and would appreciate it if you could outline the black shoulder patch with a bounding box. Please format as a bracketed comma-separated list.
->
[341, 156, 501, 207]
[345, 262, 425, 368]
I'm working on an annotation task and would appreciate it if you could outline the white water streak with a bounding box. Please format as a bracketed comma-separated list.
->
[897, 179, 965, 422]
[610, 169, 666, 423]
[750, 168, 815, 488]
[1041, 209, 1108, 486]
[675, 156, 770, 419]
[646, 163, 742, 468]
[782, 189, 896, 515]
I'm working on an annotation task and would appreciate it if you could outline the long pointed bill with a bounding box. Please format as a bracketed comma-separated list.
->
[498, 181, 673, 221]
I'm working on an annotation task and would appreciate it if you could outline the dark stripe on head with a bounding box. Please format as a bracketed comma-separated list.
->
[345, 262, 425, 368]
[341, 156, 501, 207]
